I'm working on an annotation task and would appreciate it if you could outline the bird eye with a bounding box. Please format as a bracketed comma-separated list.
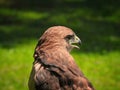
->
[65, 35, 74, 40]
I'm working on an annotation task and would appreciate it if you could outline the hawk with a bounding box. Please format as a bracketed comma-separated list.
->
[28, 26, 94, 90]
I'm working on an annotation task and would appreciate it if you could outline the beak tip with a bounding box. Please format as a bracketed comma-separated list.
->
[79, 40, 82, 45]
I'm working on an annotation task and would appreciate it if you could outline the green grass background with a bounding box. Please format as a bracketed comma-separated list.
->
[0, 0, 120, 90]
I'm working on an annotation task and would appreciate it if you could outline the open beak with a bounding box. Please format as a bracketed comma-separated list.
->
[71, 35, 81, 49]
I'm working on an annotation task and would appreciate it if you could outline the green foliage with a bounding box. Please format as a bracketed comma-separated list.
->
[72, 50, 120, 90]
[0, 0, 120, 90]
[0, 44, 120, 90]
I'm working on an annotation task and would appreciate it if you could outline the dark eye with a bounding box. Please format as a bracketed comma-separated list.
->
[65, 35, 74, 40]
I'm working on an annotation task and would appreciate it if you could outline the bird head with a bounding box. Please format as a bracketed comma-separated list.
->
[37, 26, 81, 52]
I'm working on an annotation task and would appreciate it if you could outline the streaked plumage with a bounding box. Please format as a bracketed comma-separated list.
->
[28, 26, 94, 90]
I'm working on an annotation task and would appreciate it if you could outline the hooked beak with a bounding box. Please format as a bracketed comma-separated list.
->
[71, 35, 81, 49]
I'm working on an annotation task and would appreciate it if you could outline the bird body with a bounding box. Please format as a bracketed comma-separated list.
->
[28, 26, 94, 90]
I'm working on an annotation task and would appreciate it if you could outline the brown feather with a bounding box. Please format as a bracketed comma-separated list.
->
[28, 26, 95, 90]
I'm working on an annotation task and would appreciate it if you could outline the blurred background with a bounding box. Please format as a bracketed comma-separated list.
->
[0, 0, 120, 90]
